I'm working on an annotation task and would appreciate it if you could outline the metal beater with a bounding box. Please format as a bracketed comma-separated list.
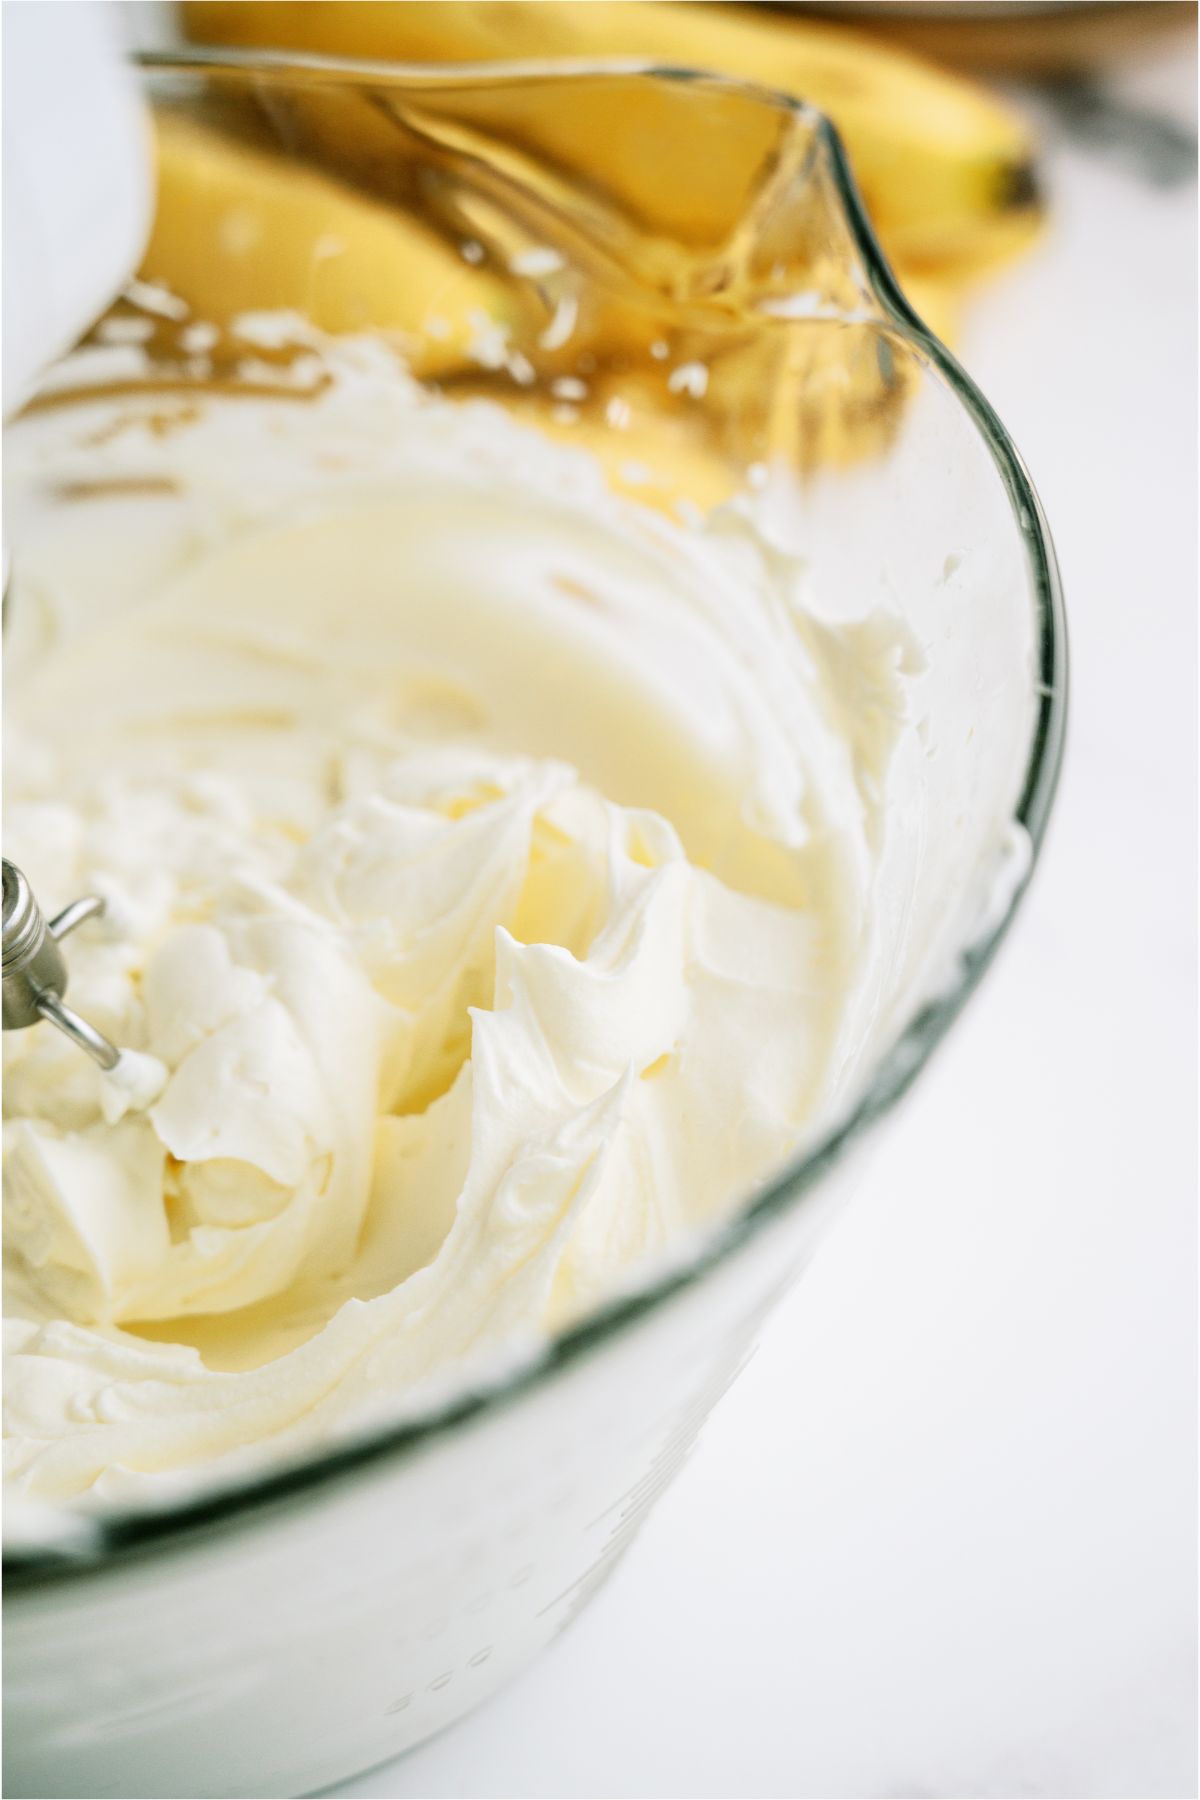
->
[2, 859, 121, 1069]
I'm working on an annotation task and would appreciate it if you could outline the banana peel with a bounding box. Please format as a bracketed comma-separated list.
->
[182, 0, 1043, 275]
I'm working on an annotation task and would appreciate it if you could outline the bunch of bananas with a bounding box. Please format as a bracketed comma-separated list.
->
[180, 0, 1042, 342]
[129, 3, 1041, 490]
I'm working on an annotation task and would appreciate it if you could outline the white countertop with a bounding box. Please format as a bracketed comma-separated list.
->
[334, 34, 1198, 1800]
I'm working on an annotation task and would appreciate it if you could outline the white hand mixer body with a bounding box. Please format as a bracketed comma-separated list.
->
[2, 0, 152, 1064]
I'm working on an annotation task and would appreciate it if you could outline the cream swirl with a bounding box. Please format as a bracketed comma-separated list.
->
[3, 338, 919, 1509]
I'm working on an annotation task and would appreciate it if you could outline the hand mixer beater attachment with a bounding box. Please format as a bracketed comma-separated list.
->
[2, 858, 121, 1068]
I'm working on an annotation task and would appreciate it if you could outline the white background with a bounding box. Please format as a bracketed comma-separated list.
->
[329, 28, 1198, 1800]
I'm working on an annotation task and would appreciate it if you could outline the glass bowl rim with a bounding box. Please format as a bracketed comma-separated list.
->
[4, 48, 1067, 1586]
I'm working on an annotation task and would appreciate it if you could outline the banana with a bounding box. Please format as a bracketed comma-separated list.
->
[135, 71, 978, 495]
[142, 111, 524, 375]
[182, 1, 1042, 273]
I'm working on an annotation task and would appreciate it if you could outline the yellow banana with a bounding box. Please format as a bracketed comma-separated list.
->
[135, 83, 977, 497]
[143, 111, 524, 375]
[182, 1, 1042, 273]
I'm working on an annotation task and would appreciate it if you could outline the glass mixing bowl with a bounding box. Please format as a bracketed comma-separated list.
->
[2, 52, 1065, 1800]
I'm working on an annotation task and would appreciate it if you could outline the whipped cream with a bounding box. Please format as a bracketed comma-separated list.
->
[3, 330, 923, 1511]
